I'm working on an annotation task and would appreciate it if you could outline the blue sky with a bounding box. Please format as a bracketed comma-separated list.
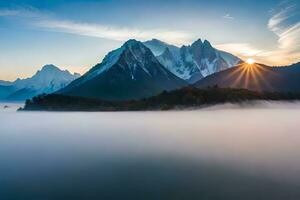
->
[0, 0, 299, 80]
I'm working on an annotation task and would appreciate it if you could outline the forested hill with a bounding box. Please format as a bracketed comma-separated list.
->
[21, 87, 300, 111]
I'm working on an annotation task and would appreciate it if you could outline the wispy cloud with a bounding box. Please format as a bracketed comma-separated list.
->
[218, 1, 300, 66]
[0, 9, 20, 16]
[223, 13, 234, 20]
[35, 19, 192, 45]
[215, 43, 264, 58]
[1, 3, 299, 66]
[0, 6, 43, 18]
[277, 22, 300, 49]
[266, 1, 300, 64]
[267, 5, 294, 32]
[0, 7, 192, 45]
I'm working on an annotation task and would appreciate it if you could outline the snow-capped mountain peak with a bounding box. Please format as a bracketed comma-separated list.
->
[13, 64, 80, 93]
[124, 39, 143, 47]
[191, 39, 203, 47]
[59, 39, 186, 100]
[203, 39, 212, 47]
[0, 64, 80, 101]
[144, 38, 242, 83]
[144, 39, 179, 56]
[41, 64, 61, 72]
[84, 39, 161, 82]
[122, 39, 149, 60]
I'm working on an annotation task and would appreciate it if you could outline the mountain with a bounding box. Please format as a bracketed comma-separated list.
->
[144, 39, 242, 83]
[0, 80, 13, 86]
[195, 62, 300, 93]
[0, 65, 80, 101]
[0, 79, 14, 99]
[0, 85, 16, 100]
[6, 88, 37, 101]
[143, 39, 180, 56]
[58, 39, 187, 101]
[13, 65, 80, 93]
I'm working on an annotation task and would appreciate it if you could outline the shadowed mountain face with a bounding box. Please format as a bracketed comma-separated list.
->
[0, 85, 15, 99]
[144, 39, 242, 83]
[195, 62, 300, 93]
[0, 80, 12, 86]
[59, 40, 187, 101]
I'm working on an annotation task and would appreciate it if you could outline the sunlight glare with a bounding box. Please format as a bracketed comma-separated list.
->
[246, 58, 255, 65]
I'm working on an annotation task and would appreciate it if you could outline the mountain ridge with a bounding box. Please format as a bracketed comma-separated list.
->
[58, 39, 187, 101]
[0, 64, 80, 101]
[195, 62, 300, 93]
[144, 38, 242, 83]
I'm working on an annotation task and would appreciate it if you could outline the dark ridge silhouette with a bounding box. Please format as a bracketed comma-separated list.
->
[21, 87, 300, 111]
[195, 62, 300, 93]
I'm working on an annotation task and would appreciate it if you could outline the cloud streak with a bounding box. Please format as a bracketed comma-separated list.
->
[35, 19, 192, 45]
[0, 7, 193, 45]
[267, 5, 294, 32]
[0, 7, 43, 18]
[215, 43, 263, 57]
[0, 3, 299, 66]
[0, 9, 19, 16]
[265, 2, 300, 64]
[218, 1, 300, 66]
[223, 13, 234, 20]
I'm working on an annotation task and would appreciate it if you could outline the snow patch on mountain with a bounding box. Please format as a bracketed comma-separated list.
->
[59, 39, 186, 101]
[144, 39, 179, 56]
[0, 64, 80, 101]
[84, 47, 125, 81]
[84, 39, 159, 82]
[217, 50, 241, 66]
[144, 39, 242, 83]
[13, 64, 80, 93]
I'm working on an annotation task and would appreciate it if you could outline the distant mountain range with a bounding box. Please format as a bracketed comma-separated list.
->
[22, 62, 300, 111]
[2, 38, 300, 104]
[0, 80, 13, 86]
[144, 39, 242, 83]
[56, 39, 242, 101]
[58, 40, 186, 100]
[0, 38, 242, 102]
[0, 65, 80, 101]
[195, 62, 300, 93]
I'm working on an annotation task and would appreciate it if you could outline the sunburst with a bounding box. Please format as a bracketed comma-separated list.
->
[246, 58, 255, 65]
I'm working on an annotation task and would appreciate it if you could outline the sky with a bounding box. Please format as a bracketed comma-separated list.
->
[0, 0, 299, 81]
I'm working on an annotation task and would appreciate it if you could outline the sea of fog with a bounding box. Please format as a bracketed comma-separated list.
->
[1, 101, 300, 199]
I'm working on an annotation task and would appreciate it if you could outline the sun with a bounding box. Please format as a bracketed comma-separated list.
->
[246, 58, 255, 65]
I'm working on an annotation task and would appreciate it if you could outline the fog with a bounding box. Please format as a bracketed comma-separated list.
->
[1, 101, 300, 199]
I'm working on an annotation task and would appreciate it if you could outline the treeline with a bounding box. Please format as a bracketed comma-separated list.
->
[21, 86, 300, 111]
